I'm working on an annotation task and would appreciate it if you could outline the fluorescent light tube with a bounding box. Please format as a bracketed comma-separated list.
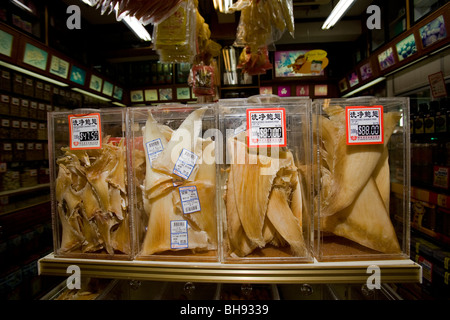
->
[72, 87, 112, 101]
[322, 0, 356, 29]
[121, 14, 152, 41]
[342, 77, 386, 97]
[11, 0, 33, 13]
[0, 60, 69, 87]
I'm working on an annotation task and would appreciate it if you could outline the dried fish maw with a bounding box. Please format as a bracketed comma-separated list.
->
[266, 188, 306, 256]
[151, 107, 207, 180]
[319, 106, 401, 216]
[142, 112, 173, 193]
[321, 178, 401, 254]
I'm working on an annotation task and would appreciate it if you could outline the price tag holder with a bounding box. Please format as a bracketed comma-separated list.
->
[68, 113, 102, 150]
[345, 106, 384, 145]
[246, 108, 287, 148]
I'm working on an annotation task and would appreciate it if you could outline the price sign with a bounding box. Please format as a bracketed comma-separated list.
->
[68, 113, 102, 150]
[246, 108, 286, 148]
[346, 106, 384, 145]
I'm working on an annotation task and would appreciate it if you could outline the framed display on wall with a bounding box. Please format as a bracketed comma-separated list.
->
[23, 43, 48, 71]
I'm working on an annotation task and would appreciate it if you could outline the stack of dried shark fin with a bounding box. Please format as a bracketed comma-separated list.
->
[315, 104, 402, 254]
[135, 107, 217, 256]
[224, 130, 307, 258]
[55, 137, 130, 256]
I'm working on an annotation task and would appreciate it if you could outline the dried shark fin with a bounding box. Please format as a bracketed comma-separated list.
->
[321, 177, 401, 254]
[151, 107, 208, 181]
[142, 111, 173, 193]
[266, 188, 306, 256]
[107, 138, 127, 194]
[319, 106, 401, 216]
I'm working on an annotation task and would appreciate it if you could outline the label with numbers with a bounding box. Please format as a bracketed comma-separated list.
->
[246, 108, 286, 148]
[179, 185, 201, 214]
[173, 148, 198, 180]
[345, 106, 384, 145]
[68, 113, 102, 150]
[145, 138, 164, 167]
[170, 220, 188, 249]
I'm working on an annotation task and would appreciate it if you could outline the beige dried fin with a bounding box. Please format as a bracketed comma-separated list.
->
[111, 215, 132, 255]
[319, 106, 401, 216]
[107, 138, 127, 194]
[78, 214, 102, 253]
[321, 178, 401, 254]
[108, 187, 124, 220]
[373, 147, 390, 211]
[82, 183, 102, 220]
[266, 188, 306, 256]
[88, 171, 110, 211]
[142, 111, 173, 193]
[225, 165, 257, 257]
[151, 107, 207, 181]
[93, 211, 119, 255]
[58, 205, 83, 253]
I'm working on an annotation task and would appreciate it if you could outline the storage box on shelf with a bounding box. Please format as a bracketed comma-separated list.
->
[48, 108, 133, 260]
[218, 95, 314, 263]
[311, 97, 411, 261]
[128, 104, 219, 262]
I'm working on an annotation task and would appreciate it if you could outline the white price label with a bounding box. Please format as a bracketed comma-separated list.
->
[68, 113, 102, 150]
[179, 185, 201, 214]
[170, 220, 188, 249]
[173, 148, 198, 180]
[246, 108, 286, 148]
[145, 138, 164, 167]
[345, 106, 384, 145]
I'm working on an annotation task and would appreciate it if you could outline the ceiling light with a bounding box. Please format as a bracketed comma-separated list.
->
[72, 87, 111, 102]
[112, 4, 151, 41]
[121, 14, 152, 41]
[0, 60, 69, 87]
[322, 0, 356, 30]
[11, 0, 33, 13]
[342, 77, 386, 97]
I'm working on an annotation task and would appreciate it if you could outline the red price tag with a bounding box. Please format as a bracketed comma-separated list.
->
[345, 106, 384, 145]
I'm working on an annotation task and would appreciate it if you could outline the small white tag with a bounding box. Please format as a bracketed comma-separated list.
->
[68, 113, 102, 150]
[173, 148, 198, 180]
[145, 138, 164, 167]
[170, 220, 188, 249]
[179, 186, 201, 214]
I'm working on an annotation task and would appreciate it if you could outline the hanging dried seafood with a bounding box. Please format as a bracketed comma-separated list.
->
[55, 137, 130, 256]
[92, 0, 184, 24]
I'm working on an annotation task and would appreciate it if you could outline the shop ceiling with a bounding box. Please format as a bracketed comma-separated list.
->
[59, 0, 374, 62]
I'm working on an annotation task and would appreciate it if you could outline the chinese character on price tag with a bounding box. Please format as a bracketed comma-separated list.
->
[170, 220, 188, 249]
[345, 106, 384, 145]
[246, 108, 286, 148]
[68, 113, 102, 150]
